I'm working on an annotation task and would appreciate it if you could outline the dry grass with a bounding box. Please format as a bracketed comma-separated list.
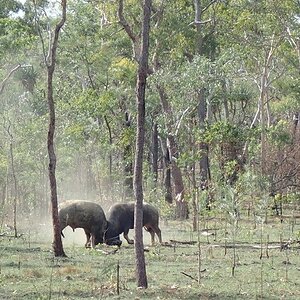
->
[1, 209, 300, 299]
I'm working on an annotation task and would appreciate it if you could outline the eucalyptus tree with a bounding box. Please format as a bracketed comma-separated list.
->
[215, 0, 300, 199]
[134, 0, 152, 288]
[0, 0, 41, 231]
[34, 0, 67, 257]
[47, 0, 140, 201]
[112, 0, 190, 217]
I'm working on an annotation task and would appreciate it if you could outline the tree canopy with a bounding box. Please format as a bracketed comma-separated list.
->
[0, 0, 299, 224]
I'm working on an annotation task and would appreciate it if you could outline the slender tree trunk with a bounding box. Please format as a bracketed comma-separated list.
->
[9, 141, 18, 238]
[160, 137, 173, 203]
[104, 115, 113, 176]
[124, 111, 133, 197]
[134, 0, 151, 289]
[151, 122, 158, 186]
[194, 1, 211, 206]
[197, 90, 211, 187]
[157, 86, 188, 218]
[292, 112, 299, 142]
[4, 121, 19, 237]
[46, 0, 67, 257]
[259, 46, 275, 175]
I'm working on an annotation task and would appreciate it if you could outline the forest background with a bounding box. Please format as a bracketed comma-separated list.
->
[0, 0, 300, 230]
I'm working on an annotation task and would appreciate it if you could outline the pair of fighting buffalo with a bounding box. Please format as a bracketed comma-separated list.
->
[58, 200, 162, 248]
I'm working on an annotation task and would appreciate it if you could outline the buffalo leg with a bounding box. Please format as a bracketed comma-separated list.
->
[84, 230, 91, 248]
[151, 226, 162, 244]
[123, 229, 134, 244]
[145, 225, 162, 245]
[148, 228, 156, 246]
[155, 227, 162, 244]
[90, 235, 96, 248]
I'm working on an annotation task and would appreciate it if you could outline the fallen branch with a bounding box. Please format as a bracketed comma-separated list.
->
[0, 232, 24, 238]
[181, 270, 206, 282]
[170, 239, 197, 245]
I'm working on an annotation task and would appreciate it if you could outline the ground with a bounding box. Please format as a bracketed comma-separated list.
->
[1, 209, 300, 299]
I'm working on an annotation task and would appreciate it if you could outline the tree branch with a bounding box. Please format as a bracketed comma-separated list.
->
[0, 65, 21, 94]
[48, 0, 67, 69]
[118, 0, 137, 43]
[202, 0, 217, 13]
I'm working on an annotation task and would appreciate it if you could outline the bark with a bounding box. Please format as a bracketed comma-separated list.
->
[157, 86, 188, 218]
[4, 121, 19, 237]
[197, 90, 211, 188]
[292, 112, 299, 141]
[9, 141, 18, 238]
[167, 135, 188, 219]
[123, 112, 133, 197]
[46, 0, 67, 257]
[258, 45, 275, 175]
[134, 0, 151, 289]
[151, 123, 159, 186]
[104, 115, 113, 176]
[160, 137, 172, 203]
[194, 1, 211, 205]
[118, 0, 141, 61]
[118, 0, 187, 218]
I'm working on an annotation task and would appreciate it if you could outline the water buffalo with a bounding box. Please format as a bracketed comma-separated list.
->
[104, 202, 162, 246]
[58, 200, 107, 248]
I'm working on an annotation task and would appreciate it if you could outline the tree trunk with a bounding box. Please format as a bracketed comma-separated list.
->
[46, 0, 67, 257]
[124, 111, 133, 197]
[194, 1, 211, 207]
[134, 0, 151, 289]
[9, 141, 18, 238]
[160, 137, 173, 203]
[4, 121, 19, 237]
[104, 115, 113, 176]
[259, 46, 275, 175]
[197, 90, 211, 188]
[157, 86, 188, 218]
[151, 122, 159, 187]
[292, 112, 299, 142]
[167, 134, 188, 219]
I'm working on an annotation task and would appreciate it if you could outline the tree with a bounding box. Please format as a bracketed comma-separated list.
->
[134, 0, 151, 289]
[45, 0, 67, 257]
[193, 0, 218, 198]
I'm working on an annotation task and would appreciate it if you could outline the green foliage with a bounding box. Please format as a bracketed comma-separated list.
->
[110, 57, 137, 85]
[204, 121, 245, 145]
[0, 18, 35, 56]
[0, 0, 299, 215]
[267, 120, 292, 147]
[0, 0, 23, 18]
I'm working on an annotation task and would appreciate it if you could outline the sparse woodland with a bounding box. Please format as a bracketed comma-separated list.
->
[1, 0, 300, 251]
[1, 0, 300, 298]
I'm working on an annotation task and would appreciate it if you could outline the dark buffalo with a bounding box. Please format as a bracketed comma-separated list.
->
[58, 200, 107, 248]
[104, 202, 162, 246]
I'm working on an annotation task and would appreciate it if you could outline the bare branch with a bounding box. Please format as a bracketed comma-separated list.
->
[175, 107, 190, 136]
[46, 22, 52, 66]
[0, 65, 21, 94]
[189, 19, 212, 26]
[202, 0, 217, 13]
